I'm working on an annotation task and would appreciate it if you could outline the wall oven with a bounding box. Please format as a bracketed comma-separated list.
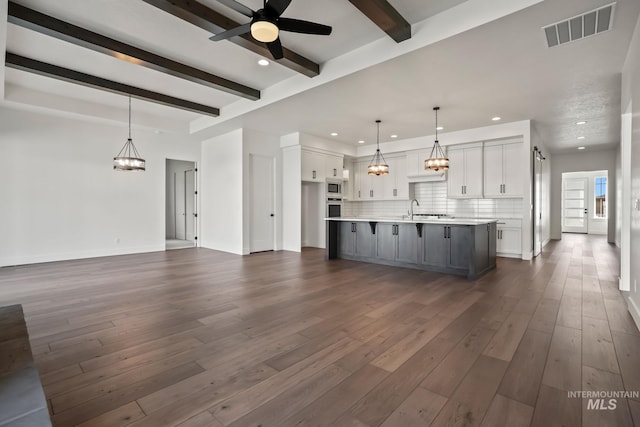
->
[327, 197, 342, 218]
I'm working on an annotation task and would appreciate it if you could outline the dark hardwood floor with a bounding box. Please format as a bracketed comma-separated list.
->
[0, 234, 638, 426]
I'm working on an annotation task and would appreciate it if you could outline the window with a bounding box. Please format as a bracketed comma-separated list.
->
[594, 176, 607, 219]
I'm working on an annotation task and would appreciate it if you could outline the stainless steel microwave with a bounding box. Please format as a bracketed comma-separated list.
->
[327, 182, 342, 194]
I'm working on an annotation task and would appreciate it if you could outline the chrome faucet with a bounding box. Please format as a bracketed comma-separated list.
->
[409, 198, 420, 220]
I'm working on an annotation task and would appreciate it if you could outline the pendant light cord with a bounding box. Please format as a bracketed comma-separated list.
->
[376, 120, 380, 152]
[128, 96, 132, 140]
[434, 107, 438, 142]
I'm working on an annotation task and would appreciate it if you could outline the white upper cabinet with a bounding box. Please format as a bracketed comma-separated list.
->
[483, 141, 524, 197]
[447, 143, 483, 198]
[359, 160, 384, 200]
[301, 150, 325, 182]
[384, 155, 409, 200]
[406, 149, 447, 182]
[352, 156, 409, 201]
[301, 149, 343, 183]
[325, 155, 343, 180]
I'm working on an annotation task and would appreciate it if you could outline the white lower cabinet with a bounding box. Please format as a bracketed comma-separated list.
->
[496, 219, 522, 258]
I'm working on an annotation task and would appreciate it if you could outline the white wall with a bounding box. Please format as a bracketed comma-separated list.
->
[621, 12, 640, 329]
[282, 144, 301, 251]
[200, 129, 244, 254]
[301, 182, 324, 248]
[0, 105, 200, 267]
[549, 149, 617, 242]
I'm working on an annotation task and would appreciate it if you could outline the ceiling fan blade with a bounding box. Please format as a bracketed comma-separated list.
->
[266, 38, 284, 59]
[216, 0, 254, 18]
[278, 18, 332, 35]
[265, 0, 292, 17]
[209, 23, 252, 41]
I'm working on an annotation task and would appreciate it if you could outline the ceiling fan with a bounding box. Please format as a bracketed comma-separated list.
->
[210, 0, 332, 60]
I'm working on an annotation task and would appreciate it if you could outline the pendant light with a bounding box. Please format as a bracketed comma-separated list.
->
[425, 106, 449, 172]
[367, 119, 389, 176]
[113, 96, 145, 171]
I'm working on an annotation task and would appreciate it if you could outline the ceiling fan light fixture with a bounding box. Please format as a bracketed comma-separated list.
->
[368, 120, 389, 176]
[425, 106, 449, 172]
[251, 20, 279, 43]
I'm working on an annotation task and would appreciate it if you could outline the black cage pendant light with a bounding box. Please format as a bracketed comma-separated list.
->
[368, 119, 389, 176]
[425, 106, 449, 172]
[113, 96, 145, 171]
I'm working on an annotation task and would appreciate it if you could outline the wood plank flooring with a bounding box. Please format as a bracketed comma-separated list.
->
[0, 234, 639, 426]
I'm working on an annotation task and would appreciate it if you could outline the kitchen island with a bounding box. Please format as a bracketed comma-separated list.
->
[325, 217, 497, 279]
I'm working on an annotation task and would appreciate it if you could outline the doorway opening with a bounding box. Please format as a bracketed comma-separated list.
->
[166, 159, 197, 250]
[561, 170, 608, 235]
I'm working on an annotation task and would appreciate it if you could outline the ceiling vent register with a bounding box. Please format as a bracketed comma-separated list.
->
[543, 2, 615, 48]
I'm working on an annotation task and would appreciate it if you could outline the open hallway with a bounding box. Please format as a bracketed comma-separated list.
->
[0, 234, 638, 426]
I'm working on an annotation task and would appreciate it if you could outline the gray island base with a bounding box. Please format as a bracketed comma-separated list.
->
[326, 218, 497, 280]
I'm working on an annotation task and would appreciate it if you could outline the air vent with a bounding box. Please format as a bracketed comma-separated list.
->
[543, 3, 615, 48]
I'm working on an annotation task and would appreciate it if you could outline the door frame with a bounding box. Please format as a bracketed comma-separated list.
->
[165, 158, 198, 248]
[561, 171, 609, 235]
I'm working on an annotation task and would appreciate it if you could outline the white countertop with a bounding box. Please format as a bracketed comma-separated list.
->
[325, 217, 498, 225]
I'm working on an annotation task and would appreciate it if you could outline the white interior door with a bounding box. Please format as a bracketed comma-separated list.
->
[562, 177, 588, 233]
[174, 171, 186, 240]
[250, 155, 275, 253]
[185, 169, 195, 241]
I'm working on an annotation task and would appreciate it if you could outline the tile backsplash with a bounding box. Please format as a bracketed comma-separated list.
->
[343, 181, 523, 219]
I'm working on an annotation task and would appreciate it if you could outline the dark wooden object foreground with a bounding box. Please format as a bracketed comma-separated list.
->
[0, 305, 51, 426]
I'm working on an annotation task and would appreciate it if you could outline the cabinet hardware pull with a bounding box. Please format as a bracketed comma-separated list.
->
[370, 190, 373, 197]
[393, 189, 397, 197]
[444, 226, 447, 239]
[312, 170, 316, 179]
[358, 190, 361, 198]
[333, 168, 337, 176]
[448, 226, 451, 239]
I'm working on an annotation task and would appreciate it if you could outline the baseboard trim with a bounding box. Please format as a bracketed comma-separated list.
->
[0, 245, 165, 268]
[627, 295, 640, 332]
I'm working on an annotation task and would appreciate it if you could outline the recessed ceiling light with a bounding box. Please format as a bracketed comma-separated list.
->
[258, 59, 269, 66]
[578, 146, 585, 150]
[492, 116, 501, 121]
[436, 126, 444, 131]
[390, 134, 398, 138]
[330, 132, 338, 136]
[358, 140, 365, 144]
[576, 121, 587, 125]
[577, 136, 585, 140]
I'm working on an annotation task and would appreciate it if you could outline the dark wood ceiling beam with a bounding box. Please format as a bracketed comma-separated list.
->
[7, 1, 259, 100]
[141, 0, 320, 77]
[5, 53, 221, 117]
[348, 0, 411, 43]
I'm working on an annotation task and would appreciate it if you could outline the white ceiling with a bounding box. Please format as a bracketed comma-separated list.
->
[2, 0, 639, 153]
